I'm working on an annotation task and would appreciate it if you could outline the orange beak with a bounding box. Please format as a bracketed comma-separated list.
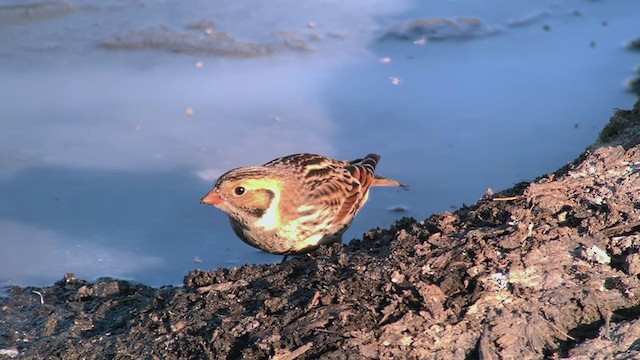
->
[200, 189, 223, 205]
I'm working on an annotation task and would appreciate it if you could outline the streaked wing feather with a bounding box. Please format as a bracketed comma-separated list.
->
[335, 189, 360, 222]
[332, 154, 379, 224]
[271, 153, 396, 227]
[264, 153, 331, 171]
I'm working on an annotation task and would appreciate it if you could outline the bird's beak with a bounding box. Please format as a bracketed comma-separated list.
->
[200, 189, 223, 206]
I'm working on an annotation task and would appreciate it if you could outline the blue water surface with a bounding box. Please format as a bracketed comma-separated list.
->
[0, 0, 638, 286]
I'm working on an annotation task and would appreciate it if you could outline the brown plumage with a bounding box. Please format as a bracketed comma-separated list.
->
[201, 153, 405, 255]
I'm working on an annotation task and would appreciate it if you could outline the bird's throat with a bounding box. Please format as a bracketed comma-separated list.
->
[254, 190, 281, 231]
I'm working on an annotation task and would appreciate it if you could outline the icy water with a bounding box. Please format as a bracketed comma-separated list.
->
[0, 0, 638, 286]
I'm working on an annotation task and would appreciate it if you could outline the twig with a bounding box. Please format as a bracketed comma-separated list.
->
[271, 342, 313, 360]
[313, 328, 344, 336]
[32, 290, 44, 304]
[599, 221, 640, 237]
[492, 196, 521, 201]
[522, 223, 534, 241]
[306, 291, 321, 311]
[542, 317, 576, 341]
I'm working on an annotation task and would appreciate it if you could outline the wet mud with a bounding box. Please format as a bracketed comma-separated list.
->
[100, 24, 318, 57]
[380, 17, 501, 41]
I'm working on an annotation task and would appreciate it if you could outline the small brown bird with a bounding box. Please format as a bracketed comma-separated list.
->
[201, 153, 404, 256]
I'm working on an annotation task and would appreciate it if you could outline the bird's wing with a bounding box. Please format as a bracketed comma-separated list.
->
[335, 154, 409, 221]
[271, 153, 403, 226]
[332, 154, 379, 224]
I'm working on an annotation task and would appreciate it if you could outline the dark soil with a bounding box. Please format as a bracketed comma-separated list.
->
[2, 100, 640, 359]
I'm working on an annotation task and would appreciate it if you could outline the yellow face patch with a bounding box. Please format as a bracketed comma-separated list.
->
[215, 176, 283, 219]
[228, 178, 284, 230]
[241, 178, 284, 193]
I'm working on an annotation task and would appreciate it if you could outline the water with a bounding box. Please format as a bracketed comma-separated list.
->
[0, 0, 638, 287]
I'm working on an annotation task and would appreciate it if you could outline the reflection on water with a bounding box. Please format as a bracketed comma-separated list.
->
[0, 0, 637, 286]
[0, 218, 162, 283]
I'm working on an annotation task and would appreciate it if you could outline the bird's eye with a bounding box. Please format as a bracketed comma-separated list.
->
[234, 186, 246, 196]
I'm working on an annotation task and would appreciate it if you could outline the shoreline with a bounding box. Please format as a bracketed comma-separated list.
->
[1, 99, 640, 359]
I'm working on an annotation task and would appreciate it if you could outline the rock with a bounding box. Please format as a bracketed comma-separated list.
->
[380, 17, 502, 41]
[625, 253, 640, 276]
[626, 37, 640, 51]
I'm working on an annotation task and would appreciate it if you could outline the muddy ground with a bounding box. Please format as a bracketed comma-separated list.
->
[2, 100, 640, 359]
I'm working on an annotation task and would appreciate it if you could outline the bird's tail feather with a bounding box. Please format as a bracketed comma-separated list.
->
[372, 174, 409, 189]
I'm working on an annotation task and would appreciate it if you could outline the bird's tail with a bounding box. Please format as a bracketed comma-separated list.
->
[372, 174, 409, 189]
[353, 154, 408, 189]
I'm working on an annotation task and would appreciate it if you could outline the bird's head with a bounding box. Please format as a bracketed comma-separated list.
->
[200, 167, 283, 225]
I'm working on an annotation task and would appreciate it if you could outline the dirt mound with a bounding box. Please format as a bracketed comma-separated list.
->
[2, 100, 640, 359]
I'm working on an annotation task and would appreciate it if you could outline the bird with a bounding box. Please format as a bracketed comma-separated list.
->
[200, 153, 405, 257]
